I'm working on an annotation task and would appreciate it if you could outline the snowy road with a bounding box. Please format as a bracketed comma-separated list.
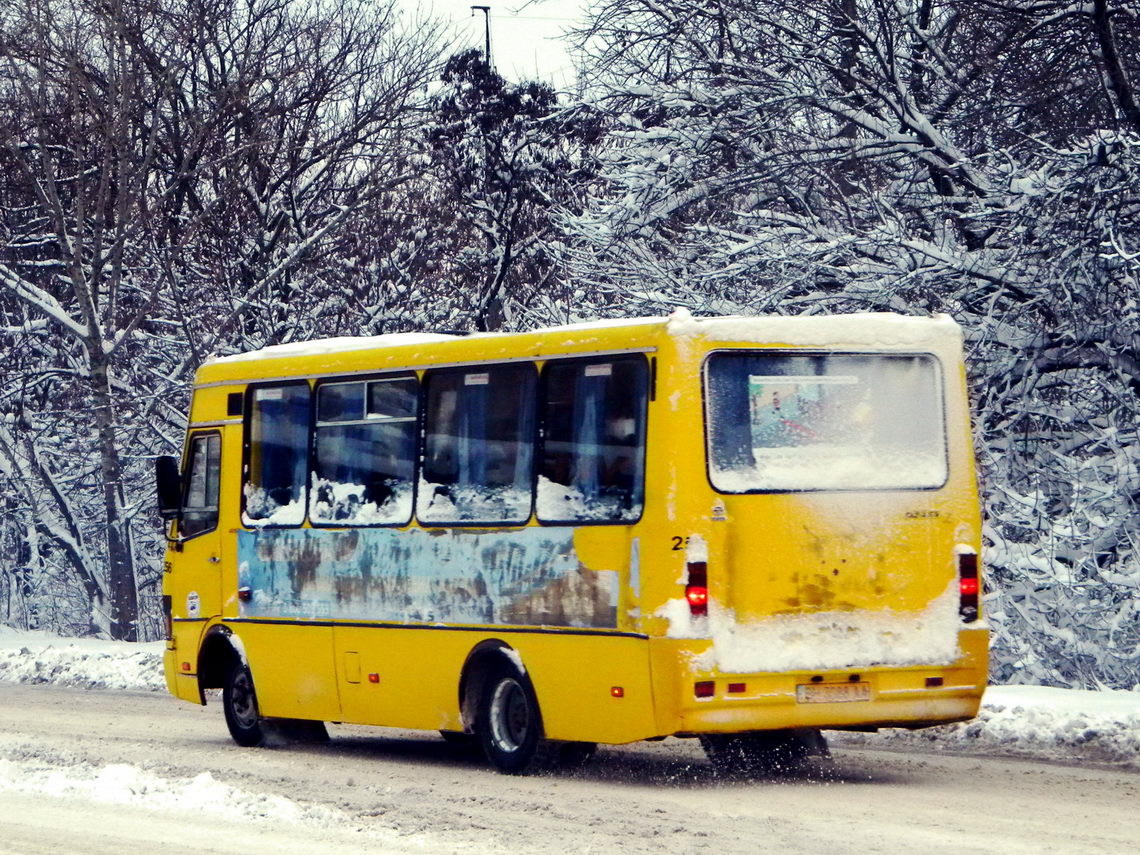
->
[0, 683, 1136, 854]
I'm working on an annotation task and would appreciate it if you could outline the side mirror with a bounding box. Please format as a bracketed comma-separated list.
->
[155, 455, 182, 521]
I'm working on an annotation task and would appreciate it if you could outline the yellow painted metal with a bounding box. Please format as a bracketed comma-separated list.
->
[162, 315, 989, 746]
[330, 627, 656, 743]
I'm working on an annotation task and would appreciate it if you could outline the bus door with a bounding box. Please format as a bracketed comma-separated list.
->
[170, 430, 223, 644]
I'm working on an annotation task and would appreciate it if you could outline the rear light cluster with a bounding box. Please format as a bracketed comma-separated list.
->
[686, 561, 709, 618]
[958, 552, 980, 622]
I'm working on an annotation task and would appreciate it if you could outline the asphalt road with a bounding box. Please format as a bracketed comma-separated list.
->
[0, 683, 1136, 854]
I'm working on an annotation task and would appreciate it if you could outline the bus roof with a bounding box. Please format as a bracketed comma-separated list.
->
[195, 311, 961, 386]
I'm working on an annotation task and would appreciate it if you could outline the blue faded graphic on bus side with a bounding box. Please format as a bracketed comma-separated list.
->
[236, 527, 618, 628]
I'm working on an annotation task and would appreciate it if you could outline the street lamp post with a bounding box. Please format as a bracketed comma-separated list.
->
[471, 5, 491, 67]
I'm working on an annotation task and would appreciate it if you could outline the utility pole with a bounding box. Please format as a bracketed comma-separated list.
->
[471, 5, 492, 67]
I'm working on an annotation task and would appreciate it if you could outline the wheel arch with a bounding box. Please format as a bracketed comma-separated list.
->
[197, 624, 243, 703]
[457, 638, 523, 733]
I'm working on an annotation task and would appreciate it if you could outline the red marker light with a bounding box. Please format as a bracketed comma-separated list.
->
[686, 561, 709, 617]
[685, 586, 709, 608]
[181, 661, 191, 672]
[958, 552, 980, 622]
[368, 673, 380, 684]
[611, 686, 625, 698]
[694, 680, 715, 698]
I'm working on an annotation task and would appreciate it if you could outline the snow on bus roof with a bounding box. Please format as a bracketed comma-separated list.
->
[666, 308, 962, 348]
[208, 332, 460, 364]
[207, 311, 959, 365]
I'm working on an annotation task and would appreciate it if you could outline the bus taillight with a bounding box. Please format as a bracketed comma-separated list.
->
[686, 561, 708, 617]
[959, 552, 979, 623]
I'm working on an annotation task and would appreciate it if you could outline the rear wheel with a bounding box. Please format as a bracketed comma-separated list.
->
[476, 662, 558, 775]
[700, 729, 827, 776]
[222, 662, 265, 747]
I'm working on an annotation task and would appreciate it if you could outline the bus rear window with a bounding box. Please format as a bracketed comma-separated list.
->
[705, 352, 947, 492]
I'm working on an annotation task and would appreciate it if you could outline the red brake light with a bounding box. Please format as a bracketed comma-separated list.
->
[686, 561, 708, 617]
[694, 681, 715, 698]
[685, 586, 709, 607]
[958, 552, 980, 622]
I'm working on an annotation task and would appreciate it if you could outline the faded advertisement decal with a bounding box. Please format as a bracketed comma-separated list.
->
[237, 527, 618, 628]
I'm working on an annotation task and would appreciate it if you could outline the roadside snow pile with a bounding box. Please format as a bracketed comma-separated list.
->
[0, 756, 339, 825]
[838, 685, 1140, 768]
[0, 627, 164, 692]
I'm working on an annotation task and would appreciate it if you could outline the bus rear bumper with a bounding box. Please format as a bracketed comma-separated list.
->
[651, 627, 989, 736]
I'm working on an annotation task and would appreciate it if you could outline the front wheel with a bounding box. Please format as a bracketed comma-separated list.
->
[477, 663, 558, 775]
[223, 662, 265, 747]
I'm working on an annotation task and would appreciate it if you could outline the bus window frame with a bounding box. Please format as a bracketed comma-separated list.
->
[416, 361, 539, 529]
[701, 348, 951, 495]
[535, 352, 650, 527]
[241, 378, 314, 529]
[308, 372, 420, 529]
[179, 429, 221, 541]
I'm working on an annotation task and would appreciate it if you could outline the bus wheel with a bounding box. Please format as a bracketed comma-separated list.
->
[223, 662, 265, 747]
[700, 729, 827, 776]
[477, 663, 557, 775]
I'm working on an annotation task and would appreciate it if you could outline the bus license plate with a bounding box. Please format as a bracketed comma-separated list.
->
[796, 682, 871, 704]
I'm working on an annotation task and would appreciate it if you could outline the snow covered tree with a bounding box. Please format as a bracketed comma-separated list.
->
[566, 0, 1140, 687]
[418, 50, 600, 330]
[0, 0, 444, 639]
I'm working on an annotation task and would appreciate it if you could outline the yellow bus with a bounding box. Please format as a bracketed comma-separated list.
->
[156, 311, 987, 774]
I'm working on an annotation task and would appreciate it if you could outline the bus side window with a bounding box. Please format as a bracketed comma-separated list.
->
[418, 364, 536, 524]
[243, 383, 310, 526]
[310, 376, 417, 525]
[181, 433, 220, 538]
[537, 356, 648, 523]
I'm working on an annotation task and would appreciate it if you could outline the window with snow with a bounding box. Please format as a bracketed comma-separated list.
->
[310, 376, 418, 525]
[705, 352, 947, 492]
[181, 432, 220, 538]
[243, 383, 310, 526]
[537, 356, 648, 523]
[417, 363, 537, 524]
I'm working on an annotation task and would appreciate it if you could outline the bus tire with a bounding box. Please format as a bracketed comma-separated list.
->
[476, 662, 558, 775]
[222, 662, 265, 747]
[700, 728, 827, 776]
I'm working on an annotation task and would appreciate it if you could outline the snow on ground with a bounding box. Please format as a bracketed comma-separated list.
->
[2, 625, 1138, 771]
[836, 684, 1140, 769]
[0, 626, 165, 691]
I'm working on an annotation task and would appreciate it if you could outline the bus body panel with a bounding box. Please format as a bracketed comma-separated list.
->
[230, 621, 340, 721]
[328, 627, 657, 742]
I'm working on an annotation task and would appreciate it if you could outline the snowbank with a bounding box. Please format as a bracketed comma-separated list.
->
[2, 626, 1138, 768]
[0, 627, 164, 692]
[852, 685, 1140, 769]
